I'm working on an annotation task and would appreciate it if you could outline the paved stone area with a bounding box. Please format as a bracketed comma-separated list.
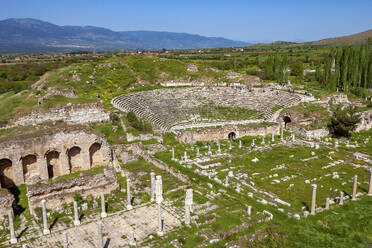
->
[25, 202, 182, 248]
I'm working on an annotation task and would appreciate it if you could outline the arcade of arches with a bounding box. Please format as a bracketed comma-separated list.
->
[0, 141, 109, 188]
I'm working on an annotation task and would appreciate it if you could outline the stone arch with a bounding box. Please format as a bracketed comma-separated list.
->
[22, 154, 39, 184]
[0, 159, 14, 188]
[89, 143, 104, 168]
[228, 132, 237, 141]
[68, 146, 83, 173]
[283, 116, 292, 128]
[46, 150, 60, 179]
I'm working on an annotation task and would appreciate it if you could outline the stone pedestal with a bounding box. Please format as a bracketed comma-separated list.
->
[340, 191, 344, 205]
[325, 197, 330, 210]
[247, 205, 252, 216]
[129, 230, 136, 246]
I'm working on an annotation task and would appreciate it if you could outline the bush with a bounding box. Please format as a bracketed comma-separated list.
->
[331, 105, 361, 138]
[126, 111, 152, 132]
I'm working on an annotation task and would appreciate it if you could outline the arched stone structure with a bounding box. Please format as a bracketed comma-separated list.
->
[22, 154, 39, 184]
[0, 129, 112, 186]
[0, 159, 14, 188]
[283, 116, 292, 128]
[228, 132, 237, 141]
[89, 143, 104, 168]
[46, 151, 60, 179]
[68, 146, 83, 173]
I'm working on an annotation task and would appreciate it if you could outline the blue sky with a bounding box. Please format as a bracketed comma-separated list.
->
[1, 0, 372, 42]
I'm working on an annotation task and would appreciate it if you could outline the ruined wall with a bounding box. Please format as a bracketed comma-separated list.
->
[356, 110, 372, 132]
[292, 128, 329, 139]
[0, 129, 112, 187]
[7, 102, 110, 128]
[0, 189, 14, 217]
[26, 168, 118, 215]
[177, 124, 280, 143]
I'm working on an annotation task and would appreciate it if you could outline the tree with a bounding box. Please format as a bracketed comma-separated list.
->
[331, 105, 361, 138]
[290, 60, 303, 78]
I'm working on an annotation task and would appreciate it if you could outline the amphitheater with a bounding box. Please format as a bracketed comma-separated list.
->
[112, 87, 303, 132]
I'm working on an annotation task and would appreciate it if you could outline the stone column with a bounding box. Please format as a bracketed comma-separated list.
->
[157, 202, 163, 236]
[184, 189, 193, 225]
[171, 148, 175, 161]
[127, 178, 133, 210]
[281, 124, 284, 141]
[38, 157, 49, 180]
[100, 192, 107, 218]
[8, 209, 17, 244]
[239, 140, 242, 149]
[150, 172, 155, 202]
[247, 205, 252, 216]
[217, 142, 221, 154]
[129, 230, 136, 246]
[64, 232, 69, 248]
[224, 176, 229, 186]
[97, 222, 103, 248]
[42, 200, 50, 235]
[184, 204, 191, 225]
[229, 142, 232, 150]
[196, 147, 200, 157]
[183, 151, 187, 161]
[73, 201, 80, 226]
[368, 170, 372, 196]
[272, 131, 275, 142]
[261, 136, 265, 145]
[311, 184, 317, 215]
[155, 175, 163, 236]
[208, 145, 211, 155]
[325, 197, 330, 210]
[292, 134, 295, 142]
[185, 189, 193, 212]
[340, 191, 344, 205]
[352, 175, 358, 200]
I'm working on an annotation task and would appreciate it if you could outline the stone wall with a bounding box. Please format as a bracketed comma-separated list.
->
[0, 128, 112, 188]
[292, 127, 329, 139]
[7, 102, 110, 128]
[0, 189, 14, 218]
[176, 124, 280, 143]
[26, 168, 118, 215]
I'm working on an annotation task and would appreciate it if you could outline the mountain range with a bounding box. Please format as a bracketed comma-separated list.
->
[0, 18, 250, 53]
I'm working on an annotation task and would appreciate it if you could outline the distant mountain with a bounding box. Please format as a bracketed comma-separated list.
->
[0, 18, 250, 53]
[308, 29, 372, 46]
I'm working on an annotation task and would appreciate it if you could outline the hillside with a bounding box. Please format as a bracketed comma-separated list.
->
[309, 29, 372, 46]
[0, 18, 250, 53]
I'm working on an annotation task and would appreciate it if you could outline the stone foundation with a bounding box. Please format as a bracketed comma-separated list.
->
[176, 123, 280, 143]
[26, 168, 119, 216]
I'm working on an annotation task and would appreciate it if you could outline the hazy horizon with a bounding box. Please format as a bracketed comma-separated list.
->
[1, 0, 372, 43]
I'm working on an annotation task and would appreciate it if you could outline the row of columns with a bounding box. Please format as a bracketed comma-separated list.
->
[311, 173, 372, 215]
